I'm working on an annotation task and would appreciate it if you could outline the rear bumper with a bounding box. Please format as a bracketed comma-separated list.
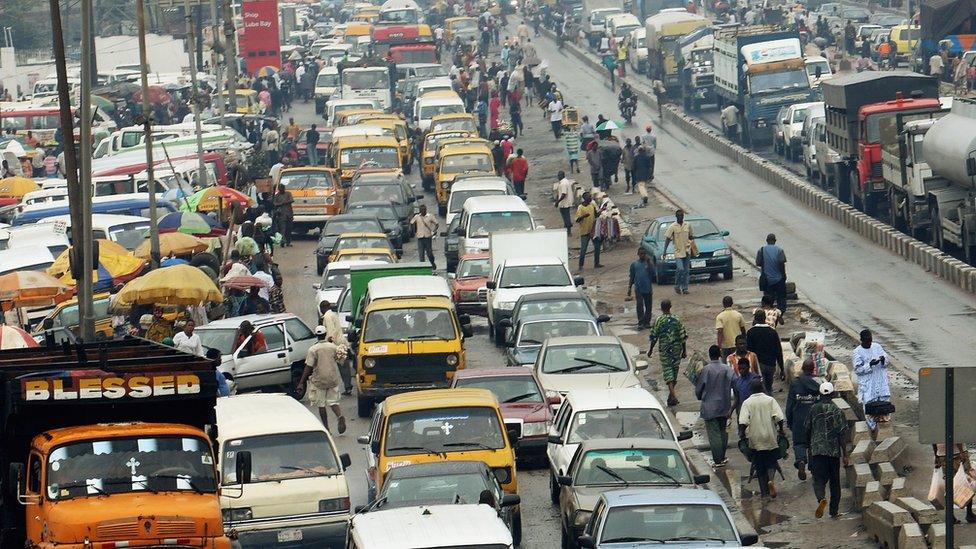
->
[456, 300, 487, 315]
[516, 435, 547, 458]
[359, 382, 452, 398]
[658, 255, 732, 277]
[294, 214, 335, 224]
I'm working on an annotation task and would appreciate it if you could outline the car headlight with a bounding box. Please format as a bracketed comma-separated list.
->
[491, 466, 512, 485]
[663, 253, 675, 261]
[325, 196, 336, 205]
[425, 157, 435, 164]
[364, 357, 377, 368]
[498, 301, 515, 310]
[446, 353, 458, 366]
[713, 248, 731, 256]
[319, 497, 350, 512]
[441, 180, 451, 189]
[522, 421, 547, 437]
[222, 507, 253, 522]
[573, 509, 593, 528]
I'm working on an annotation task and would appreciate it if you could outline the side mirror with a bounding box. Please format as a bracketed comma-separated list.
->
[497, 318, 511, 328]
[347, 332, 360, 345]
[235, 450, 253, 485]
[8, 462, 23, 497]
[357, 435, 369, 444]
[370, 439, 381, 455]
[694, 473, 711, 485]
[547, 434, 563, 445]
[572, 275, 584, 286]
[556, 475, 573, 486]
[312, 283, 321, 290]
[354, 504, 366, 513]
[596, 314, 611, 323]
[458, 314, 471, 325]
[506, 425, 520, 442]
[501, 493, 521, 507]
[577, 534, 596, 549]
[546, 394, 562, 405]
[345, 314, 354, 322]
[340, 453, 352, 468]
[720, 230, 730, 237]
[677, 430, 693, 441]
[447, 272, 456, 279]
[635, 360, 648, 371]
[454, 227, 464, 235]
[485, 281, 496, 289]
[967, 156, 976, 177]
[504, 339, 515, 348]
[741, 532, 759, 546]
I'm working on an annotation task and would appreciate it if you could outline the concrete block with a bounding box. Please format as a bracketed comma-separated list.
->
[874, 421, 895, 441]
[897, 522, 927, 549]
[865, 501, 913, 548]
[851, 439, 876, 464]
[848, 463, 874, 489]
[720, 467, 741, 503]
[832, 397, 858, 422]
[852, 421, 872, 445]
[895, 497, 940, 526]
[926, 522, 946, 549]
[887, 476, 907, 502]
[857, 480, 883, 510]
[872, 436, 906, 464]
[872, 462, 897, 486]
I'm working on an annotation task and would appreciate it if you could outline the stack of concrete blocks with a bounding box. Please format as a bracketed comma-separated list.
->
[846, 415, 943, 548]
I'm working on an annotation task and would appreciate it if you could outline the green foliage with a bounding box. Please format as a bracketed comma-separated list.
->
[2, 0, 50, 51]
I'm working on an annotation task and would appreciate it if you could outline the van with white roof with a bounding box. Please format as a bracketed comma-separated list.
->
[347, 503, 513, 548]
[3, 224, 70, 258]
[445, 176, 514, 225]
[413, 92, 465, 132]
[36, 213, 151, 250]
[216, 393, 352, 548]
[326, 98, 382, 127]
[456, 195, 535, 256]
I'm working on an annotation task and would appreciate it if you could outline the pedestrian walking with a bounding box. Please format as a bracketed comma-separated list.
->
[852, 329, 892, 431]
[509, 98, 523, 136]
[621, 138, 635, 193]
[726, 334, 759, 375]
[805, 381, 850, 518]
[756, 233, 788, 313]
[643, 124, 657, 183]
[632, 144, 652, 207]
[272, 183, 294, 247]
[319, 300, 352, 395]
[786, 358, 821, 480]
[721, 103, 740, 142]
[296, 326, 347, 434]
[554, 171, 574, 235]
[598, 138, 622, 191]
[696, 345, 734, 466]
[715, 296, 746, 359]
[172, 320, 203, 357]
[563, 124, 581, 173]
[585, 141, 601, 188]
[269, 273, 286, 313]
[627, 248, 654, 328]
[548, 95, 564, 138]
[662, 209, 693, 294]
[579, 115, 596, 150]
[732, 356, 762, 417]
[509, 149, 529, 196]
[306, 124, 321, 166]
[739, 378, 786, 498]
[602, 52, 617, 90]
[746, 309, 784, 394]
[492, 140, 506, 174]
[931, 444, 976, 522]
[575, 191, 600, 269]
[411, 204, 439, 269]
[647, 299, 687, 407]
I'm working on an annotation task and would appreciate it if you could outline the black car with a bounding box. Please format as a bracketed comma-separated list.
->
[501, 291, 610, 341]
[344, 200, 406, 254]
[315, 214, 386, 275]
[346, 180, 418, 238]
[442, 215, 462, 272]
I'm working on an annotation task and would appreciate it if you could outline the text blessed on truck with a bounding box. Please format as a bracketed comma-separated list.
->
[22, 373, 202, 401]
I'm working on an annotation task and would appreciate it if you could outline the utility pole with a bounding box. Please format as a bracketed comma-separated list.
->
[137, 0, 162, 269]
[185, 0, 209, 187]
[49, 0, 86, 331]
[223, 0, 238, 113]
[211, 0, 225, 127]
[195, 4, 205, 69]
[79, 0, 96, 341]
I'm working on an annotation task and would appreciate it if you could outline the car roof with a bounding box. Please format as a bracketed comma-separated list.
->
[518, 312, 598, 324]
[350, 504, 512, 546]
[384, 388, 498, 413]
[196, 313, 299, 330]
[543, 335, 620, 347]
[454, 367, 534, 379]
[449, 177, 509, 192]
[515, 290, 587, 303]
[602, 487, 726, 507]
[326, 259, 386, 270]
[327, 213, 383, 223]
[216, 393, 329, 440]
[653, 215, 711, 223]
[462, 194, 528, 212]
[578, 437, 682, 452]
[384, 460, 490, 479]
[458, 252, 490, 261]
[502, 256, 564, 267]
[367, 275, 451, 300]
[564, 388, 665, 411]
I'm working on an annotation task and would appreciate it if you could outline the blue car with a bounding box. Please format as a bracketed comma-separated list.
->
[640, 216, 733, 285]
[577, 488, 759, 548]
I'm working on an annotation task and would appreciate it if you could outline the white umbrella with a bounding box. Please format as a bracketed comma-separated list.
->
[596, 120, 622, 131]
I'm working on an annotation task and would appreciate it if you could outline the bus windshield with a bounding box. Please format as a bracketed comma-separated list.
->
[344, 69, 391, 90]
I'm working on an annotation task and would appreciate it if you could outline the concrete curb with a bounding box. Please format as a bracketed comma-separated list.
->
[546, 30, 976, 297]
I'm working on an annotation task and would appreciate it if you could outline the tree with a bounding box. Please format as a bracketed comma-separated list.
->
[1, 0, 51, 51]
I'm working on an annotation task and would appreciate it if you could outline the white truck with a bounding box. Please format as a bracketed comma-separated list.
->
[581, 0, 623, 49]
[485, 230, 583, 344]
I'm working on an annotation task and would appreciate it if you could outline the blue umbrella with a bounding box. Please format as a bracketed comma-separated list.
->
[161, 257, 190, 267]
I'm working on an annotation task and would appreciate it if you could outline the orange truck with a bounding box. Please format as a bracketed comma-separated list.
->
[0, 339, 231, 549]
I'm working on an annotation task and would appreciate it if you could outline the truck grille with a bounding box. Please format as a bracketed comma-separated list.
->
[477, 288, 488, 302]
[157, 518, 196, 536]
[97, 520, 140, 539]
[372, 354, 453, 384]
[870, 162, 883, 179]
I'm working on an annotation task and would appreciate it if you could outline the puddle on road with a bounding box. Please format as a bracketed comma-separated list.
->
[739, 492, 790, 533]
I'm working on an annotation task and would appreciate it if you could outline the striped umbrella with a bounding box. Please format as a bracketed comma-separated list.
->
[180, 186, 253, 213]
[0, 325, 38, 350]
[256, 66, 279, 78]
[0, 271, 72, 308]
[157, 211, 224, 236]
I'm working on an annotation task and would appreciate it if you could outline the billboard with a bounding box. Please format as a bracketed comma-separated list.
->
[239, 0, 281, 75]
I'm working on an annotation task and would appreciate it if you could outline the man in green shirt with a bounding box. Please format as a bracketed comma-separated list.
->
[804, 382, 849, 518]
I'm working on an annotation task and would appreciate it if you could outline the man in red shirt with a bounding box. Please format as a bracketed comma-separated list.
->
[509, 148, 529, 196]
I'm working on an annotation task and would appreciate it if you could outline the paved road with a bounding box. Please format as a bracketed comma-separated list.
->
[528, 30, 976, 371]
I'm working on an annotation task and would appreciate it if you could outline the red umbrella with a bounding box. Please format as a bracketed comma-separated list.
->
[132, 85, 172, 105]
[0, 325, 39, 350]
[221, 275, 269, 291]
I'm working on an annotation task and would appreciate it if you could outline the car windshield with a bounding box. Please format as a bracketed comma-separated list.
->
[109, 222, 151, 250]
[454, 375, 543, 403]
[600, 504, 738, 544]
[450, 189, 505, 213]
[349, 184, 404, 204]
[322, 268, 350, 289]
[614, 24, 639, 38]
[348, 204, 399, 222]
[326, 219, 382, 236]
[340, 146, 399, 169]
[519, 320, 596, 346]
[421, 104, 464, 119]
[575, 448, 691, 486]
[431, 120, 476, 132]
[414, 66, 447, 77]
[364, 307, 456, 342]
[197, 327, 237, 355]
[865, 109, 935, 143]
[515, 298, 590, 319]
[467, 211, 532, 238]
[222, 431, 339, 484]
[568, 408, 673, 443]
[46, 436, 216, 500]
[657, 219, 720, 240]
[749, 69, 809, 95]
[384, 406, 505, 456]
[344, 69, 390, 90]
[500, 265, 570, 288]
[792, 108, 809, 123]
[442, 153, 493, 174]
[53, 299, 111, 327]
[380, 471, 494, 507]
[541, 343, 629, 374]
[316, 72, 340, 87]
[336, 236, 389, 251]
[457, 258, 490, 278]
[279, 171, 334, 190]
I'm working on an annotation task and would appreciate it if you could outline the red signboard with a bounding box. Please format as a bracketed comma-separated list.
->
[239, 0, 281, 76]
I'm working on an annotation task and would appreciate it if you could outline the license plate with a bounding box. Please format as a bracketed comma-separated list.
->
[691, 259, 707, 269]
[278, 529, 303, 543]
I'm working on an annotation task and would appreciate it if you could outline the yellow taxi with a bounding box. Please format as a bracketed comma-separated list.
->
[434, 143, 495, 214]
[37, 293, 114, 340]
[444, 16, 478, 44]
[429, 113, 479, 135]
[332, 247, 397, 264]
[420, 130, 475, 190]
[330, 135, 403, 185]
[275, 167, 344, 234]
[344, 21, 375, 38]
[334, 108, 386, 128]
[352, 115, 413, 170]
[364, 388, 518, 501]
[220, 89, 261, 114]
[328, 232, 399, 262]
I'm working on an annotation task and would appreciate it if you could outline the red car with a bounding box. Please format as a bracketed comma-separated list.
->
[451, 368, 558, 463]
[295, 128, 331, 165]
[449, 252, 490, 315]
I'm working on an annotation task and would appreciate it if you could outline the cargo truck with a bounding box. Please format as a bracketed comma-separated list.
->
[645, 11, 710, 97]
[678, 32, 715, 112]
[821, 71, 939, 214]
[0, 339, 230, 549]
[347, 262, 434, 324]
[713, 25, 815, 148]
[581, 0, 622, 48]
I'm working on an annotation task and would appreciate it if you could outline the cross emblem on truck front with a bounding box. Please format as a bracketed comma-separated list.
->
[440, 422, 455, 436]
[126, 457, 140, 476]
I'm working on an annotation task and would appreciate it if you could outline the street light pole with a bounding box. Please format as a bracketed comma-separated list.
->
[138, 0, 162, 269]
[211, 0, 225, 128]
[185, 0, 210, 188]
[78, 0, 96, 341]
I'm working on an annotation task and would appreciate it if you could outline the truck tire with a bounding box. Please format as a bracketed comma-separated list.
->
[849, 173, 864, 211]
[723, 266, 733, 280]
[357, 396, 373, 418]
[513, 511, 523, 546]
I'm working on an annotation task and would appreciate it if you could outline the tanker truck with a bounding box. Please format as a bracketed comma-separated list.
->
[918, 97, 976, 263]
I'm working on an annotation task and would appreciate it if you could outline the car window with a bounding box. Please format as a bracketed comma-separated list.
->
[453, 375, 543, 403]
[600, 504, 738, 544]
[384, 406, 506, 455]
[574, 448, 692, 486]
[556, 404, 574, 437]
[519, 320, 596, 346]
[541, 344, 629, 374]
[285, 318, 314, 341]
[567, 408, 673, 443]
[258, 324, 285, 352]
[515, 298, 590, 319]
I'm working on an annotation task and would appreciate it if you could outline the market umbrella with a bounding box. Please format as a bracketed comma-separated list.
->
[134, 232, 209, 259]
[157, 211, 224, 236]
[0, 325, 38, 350]
[256, 66, 279, 77]
[132, 85, 172, 105]
[161, 257, 189, 266]
[0, 176, 38, 199]
[180, 186, 253, 213]
[114, 264, 222, 306]
[595, 120, 622, 131]
[47, 240, 146, 291]
[69, 94, 115, 112]
[0, 271, 72, 308]
[221, 275, 268, 291]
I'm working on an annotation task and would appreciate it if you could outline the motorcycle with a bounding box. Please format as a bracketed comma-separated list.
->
[618, 96, 637, 124]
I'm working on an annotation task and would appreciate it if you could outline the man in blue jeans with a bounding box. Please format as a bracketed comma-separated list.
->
[756, 233, 787, 313]
[662, 209, 693, 294]
[306, 124, 320, 166]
